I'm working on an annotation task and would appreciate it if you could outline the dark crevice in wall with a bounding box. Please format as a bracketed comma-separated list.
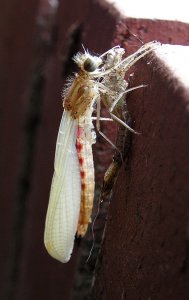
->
[4, 5, 59, 299]
[60, 22, 83, 77]
[4, 65, 45, 300]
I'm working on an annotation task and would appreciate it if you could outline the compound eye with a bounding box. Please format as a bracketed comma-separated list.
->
[83, 57, 97, 72]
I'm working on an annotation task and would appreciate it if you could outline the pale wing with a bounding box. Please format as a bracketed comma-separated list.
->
[44, 110, 81, 262]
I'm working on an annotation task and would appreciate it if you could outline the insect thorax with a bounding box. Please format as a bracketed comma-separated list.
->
[63, 75, 98, 119]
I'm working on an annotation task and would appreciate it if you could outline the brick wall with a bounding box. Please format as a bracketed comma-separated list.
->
[0, 0, 189, 299]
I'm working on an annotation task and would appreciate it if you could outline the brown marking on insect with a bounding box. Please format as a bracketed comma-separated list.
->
[64, 75, 96, 119]
[76, 126, 95, 236]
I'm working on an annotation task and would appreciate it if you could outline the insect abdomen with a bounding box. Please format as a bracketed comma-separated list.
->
[76, 126, 95, 236]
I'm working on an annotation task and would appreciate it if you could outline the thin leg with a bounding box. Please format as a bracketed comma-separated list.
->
[110, 84, 147, 112]
[96, 97, 122, 158]
[98, 130, 123, 162]
[96, 95, 101, 132]
[100, 45, 121, 59]
[110, 112, 140, 135]
[93, 41, 159, 78]
[92, 117, 113, 122]
[119, 41, 159, 72]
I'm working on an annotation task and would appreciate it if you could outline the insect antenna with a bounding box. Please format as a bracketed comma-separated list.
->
[81, 43, 87, 54]
[124, 23, 144, 45]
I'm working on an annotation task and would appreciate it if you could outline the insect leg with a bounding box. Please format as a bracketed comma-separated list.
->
[119, 41, 160, 73]
[101, 103, 132, 198]
[110, 112, 140, 134]
[92, 117, 113, 122]
[98, 82, 139, 134]
[109, 84, 147, 112]
[99, 45, 122, 59]
[95, 96, 122, 156]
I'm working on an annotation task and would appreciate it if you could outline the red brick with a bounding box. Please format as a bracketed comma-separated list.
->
[91, 44, 189, 300]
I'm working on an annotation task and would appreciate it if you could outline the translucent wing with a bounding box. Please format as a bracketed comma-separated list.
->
[44, 110, 81, 262]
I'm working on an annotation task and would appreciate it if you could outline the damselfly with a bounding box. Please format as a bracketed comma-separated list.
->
[44, 41, 159, 263]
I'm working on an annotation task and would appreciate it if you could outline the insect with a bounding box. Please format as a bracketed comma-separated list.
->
[44, 41, 159, 263]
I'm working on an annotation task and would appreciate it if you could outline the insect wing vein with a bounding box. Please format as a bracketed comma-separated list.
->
[44, 110, 81, 262]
